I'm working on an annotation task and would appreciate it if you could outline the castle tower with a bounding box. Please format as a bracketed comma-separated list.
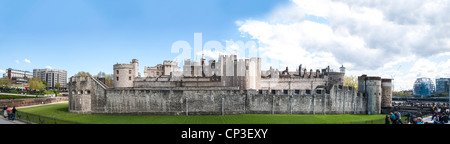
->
[340, 65, 345, 74]
[381, 79, 393, 108]
[113, 59, 137, 88]
[359, 75, 382, 115]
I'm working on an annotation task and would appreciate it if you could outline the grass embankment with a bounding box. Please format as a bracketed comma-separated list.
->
[17, 102, 385, 124]
[0, 95, 45, 99]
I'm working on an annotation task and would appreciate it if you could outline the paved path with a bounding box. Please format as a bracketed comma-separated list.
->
[0, 101, 68, 124]
[0, 117, 15, 124]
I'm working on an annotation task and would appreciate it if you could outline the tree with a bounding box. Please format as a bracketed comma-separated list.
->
[54, 82, 61, 97]
[28, 77, 46, 95]
[104, 74, 114, 87]
[0, 77, 11, 88]
[344, 75, 358, 91]
[94, 71, 114, 87]
[74, 71, 92, 77]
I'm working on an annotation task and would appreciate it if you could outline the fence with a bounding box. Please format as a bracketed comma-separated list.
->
[15, 111, 81, 124]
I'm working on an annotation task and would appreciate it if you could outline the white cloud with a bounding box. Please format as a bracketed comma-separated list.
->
[237, 0, 450, 91]
[45, 66, 53, 69]
[24, 59, 31, 63]
[0, 70, 5, 75]
[15, 60, 20, 64]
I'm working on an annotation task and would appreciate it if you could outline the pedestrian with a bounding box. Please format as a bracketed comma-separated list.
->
[390, 112, 396, 124]
[3, 105, 7, 118]
[11, 106, 16, 121]
[385, 115, 390, 124]
[417, 117, 424, 124]
[6, 108, 11, 120]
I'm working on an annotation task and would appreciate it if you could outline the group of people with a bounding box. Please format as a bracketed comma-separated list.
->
[430, 107, 449, 124]
[2, 105, 16, 121]
[386, 111, 408, 124]
[385, 111, 425, 124]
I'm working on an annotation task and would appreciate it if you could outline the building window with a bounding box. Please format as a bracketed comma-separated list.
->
[117, 77, 119, 81]
[129, 70, 132, 74]
[86, 90, 91, 94]
[306, 90, 311, 94]
[271, 90, 276, 94]
[295, 90, 300, 95]
[129, 76, 132, 80]
[116, 70, 119, 74]
[78, 90, 83, 94]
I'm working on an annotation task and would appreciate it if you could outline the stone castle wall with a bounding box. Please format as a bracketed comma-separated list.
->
[68, 76, 367, 115]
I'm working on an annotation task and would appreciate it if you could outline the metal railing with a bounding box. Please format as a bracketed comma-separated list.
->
[15, 111, 81, 124]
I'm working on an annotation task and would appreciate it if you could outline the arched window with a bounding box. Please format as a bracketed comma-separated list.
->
[85, 90, 91, 94]
[78, 90, 83, 94]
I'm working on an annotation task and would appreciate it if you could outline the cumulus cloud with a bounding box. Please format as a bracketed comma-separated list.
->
[238, 0, 450, 71]
[24, 59, 31, 63]
[236, 0, 450, 90]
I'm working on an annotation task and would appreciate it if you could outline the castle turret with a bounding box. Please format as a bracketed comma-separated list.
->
[358, 75, 382, 115]
[381, 79, 392, 108]
[113, 59, 138, 88]
[340, 65, 345, 74]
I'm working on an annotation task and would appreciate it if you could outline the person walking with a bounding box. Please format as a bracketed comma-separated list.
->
[390, 112, 396, 124]
[11, 106, 16, 121]
[6, 108, 11, 120]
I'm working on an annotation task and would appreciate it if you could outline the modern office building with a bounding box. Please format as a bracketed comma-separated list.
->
[3, 68, 33, 87]
[33, 69, 67, 90]
[436, 78, 450, 95]
[413, 77, 435, 96]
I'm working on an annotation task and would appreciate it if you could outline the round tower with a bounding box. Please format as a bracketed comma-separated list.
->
[381, 79, 392, 108]
[113, 63, 134, 88]
[365, 76, 382, 115]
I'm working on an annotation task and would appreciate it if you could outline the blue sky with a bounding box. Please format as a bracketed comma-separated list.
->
[1, 0, 450, 91]
[0, 0, 289, 77]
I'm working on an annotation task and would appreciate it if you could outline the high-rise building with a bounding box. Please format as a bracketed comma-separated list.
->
[33, 69, 67, 90]
[436, 78, 450, 94]
[3, 68, 33, 86]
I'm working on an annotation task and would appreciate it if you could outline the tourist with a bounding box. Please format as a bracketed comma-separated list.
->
[6, 108, 11, 120]
[390, 112, 396, 124]
[395, 111, 402, 124]
[11, 106, 16, 121]
[3, 105, 7, 118]
[385, 115, 390, 124]
[432, 114, 442, 124]
[417, 117, 424, 124]
[442, 112, 449, 123]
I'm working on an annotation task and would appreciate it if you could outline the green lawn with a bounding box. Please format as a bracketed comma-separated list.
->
[17, 102, 386, 124]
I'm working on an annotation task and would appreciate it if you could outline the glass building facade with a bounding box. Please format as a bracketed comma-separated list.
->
[413, 77, 435, 96]
[436, 78, 450, 94]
